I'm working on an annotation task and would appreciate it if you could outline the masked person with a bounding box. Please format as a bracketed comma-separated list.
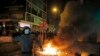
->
[12, 26, 42, 56]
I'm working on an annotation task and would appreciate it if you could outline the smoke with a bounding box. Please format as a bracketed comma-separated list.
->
[59, 1, 100, 41]
[51, 1, 100, 55]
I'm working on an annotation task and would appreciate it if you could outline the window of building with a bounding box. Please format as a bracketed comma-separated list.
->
[26, 13, 34, 22]
[5, 21, 16, 30]
[32, 8, 37, 15]
[43, 6, 47, 12]
[26, 1, 32, 13]
[42, 12, 47, 19]
[38, 11, 42, 17]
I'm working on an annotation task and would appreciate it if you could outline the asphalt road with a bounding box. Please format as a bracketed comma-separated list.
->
[0, 42, 21, 56]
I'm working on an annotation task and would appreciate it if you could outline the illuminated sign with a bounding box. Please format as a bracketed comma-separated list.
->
[19, 22, 30, 28]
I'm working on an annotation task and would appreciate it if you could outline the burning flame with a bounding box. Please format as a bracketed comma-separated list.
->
[41, 43, 59, 55]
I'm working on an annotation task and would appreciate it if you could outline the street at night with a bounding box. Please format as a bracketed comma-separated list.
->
[0, 0, 100, 56]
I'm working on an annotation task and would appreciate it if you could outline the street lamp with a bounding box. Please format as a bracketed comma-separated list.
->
[52, 7, 58, 13]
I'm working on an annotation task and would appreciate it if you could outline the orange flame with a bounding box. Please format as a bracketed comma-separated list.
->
[41, 43, 59, 55]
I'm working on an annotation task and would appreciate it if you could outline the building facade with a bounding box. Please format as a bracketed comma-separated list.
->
[25, 0, 47, 31]
[0, 0, 47, 35]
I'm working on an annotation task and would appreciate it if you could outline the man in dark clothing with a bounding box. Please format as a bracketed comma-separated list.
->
[12, 26, 42, 56]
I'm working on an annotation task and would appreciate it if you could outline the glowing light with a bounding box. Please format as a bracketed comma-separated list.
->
[53, 8, 57, 12]
[41, 43, 59, 55]
[52, 7, 58, 13]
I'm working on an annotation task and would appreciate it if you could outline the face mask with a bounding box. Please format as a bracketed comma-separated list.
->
[24, 29, 30, 34]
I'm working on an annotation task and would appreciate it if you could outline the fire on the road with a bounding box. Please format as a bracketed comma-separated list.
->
[40, 43, 59, 55]
[38, 42, 68, 56]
